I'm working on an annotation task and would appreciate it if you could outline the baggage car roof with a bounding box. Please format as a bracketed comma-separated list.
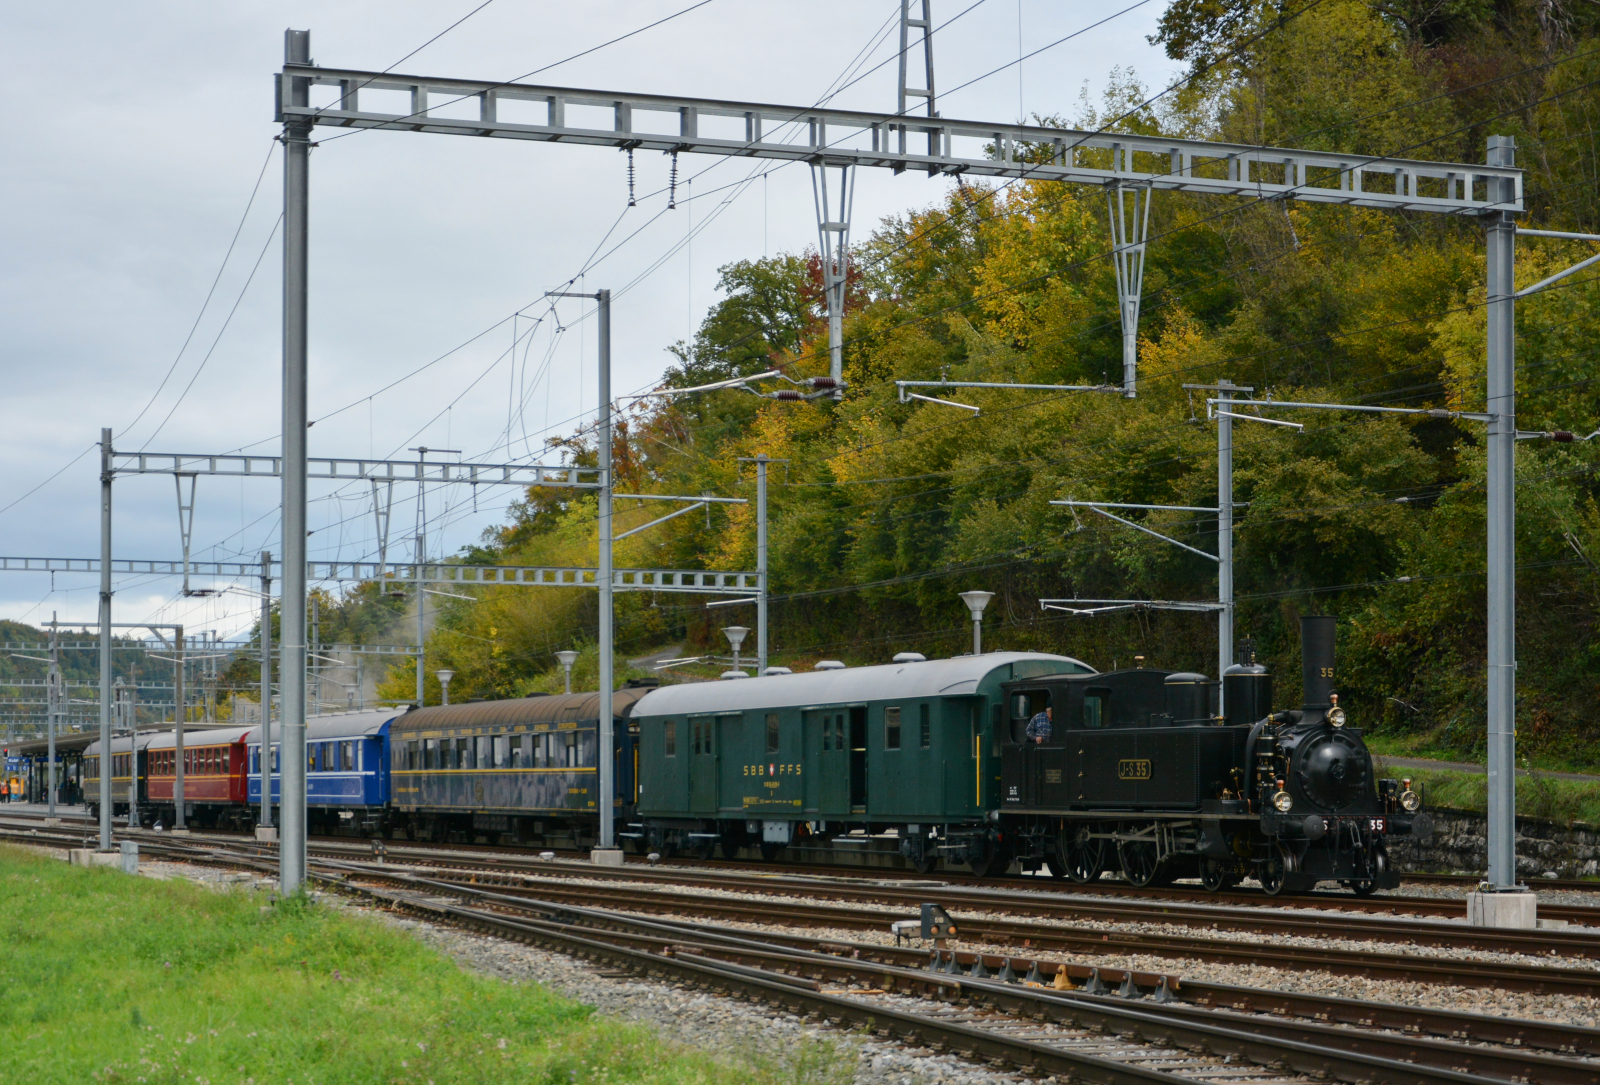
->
[632, 653, 1092, 716]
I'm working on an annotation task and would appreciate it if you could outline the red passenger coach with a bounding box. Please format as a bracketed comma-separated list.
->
[145, 726, 251, 829]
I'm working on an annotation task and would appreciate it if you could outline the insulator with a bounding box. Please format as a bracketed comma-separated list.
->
[668, 151, 678, 210]
[1552, 430, 1575, 442]
[627, 148, 636, 208]
[808, 377, 838, 390]
[771, 390, 804, 401]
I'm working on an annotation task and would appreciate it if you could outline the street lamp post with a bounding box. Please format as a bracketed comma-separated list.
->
[958, 591, 995, 655]
[555, 651, 579, 695]
[722, 626, 750, 677]
[436, 669, 454, 706]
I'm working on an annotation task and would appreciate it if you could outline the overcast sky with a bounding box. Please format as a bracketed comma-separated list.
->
[0, 0, 1175, 642]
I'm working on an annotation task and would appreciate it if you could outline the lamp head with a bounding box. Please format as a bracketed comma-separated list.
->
[555, 650, 579, 669]
[435, 669, 454, 686]
[722, 625, 750, 651]
[958, 591, 995, 619]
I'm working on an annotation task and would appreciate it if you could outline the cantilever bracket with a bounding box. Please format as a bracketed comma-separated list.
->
[1088, 505, 1219, 562]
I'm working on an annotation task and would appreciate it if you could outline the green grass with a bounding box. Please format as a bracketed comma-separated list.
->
[1398, 767, 1600, 825]
[1365, 728, 1600, 777]
[0, 845, 850, 1085]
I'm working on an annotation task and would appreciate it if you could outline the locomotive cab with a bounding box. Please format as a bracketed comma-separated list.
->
[998, 666, 1246, 813]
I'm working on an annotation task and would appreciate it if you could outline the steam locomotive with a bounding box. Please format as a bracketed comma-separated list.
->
[635, 616, 1430, 894]
[989, 617, 1430, 894]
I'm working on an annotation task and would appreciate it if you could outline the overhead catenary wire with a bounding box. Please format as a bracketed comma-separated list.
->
[68, 12, 1593, 636]
[312, 0, 721, 147]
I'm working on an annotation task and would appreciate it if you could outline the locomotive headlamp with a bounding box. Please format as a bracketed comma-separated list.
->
[1399, 789, 1421, 812]
[1272, 790, 1294, 813]
[1327, 694, 1346, 728]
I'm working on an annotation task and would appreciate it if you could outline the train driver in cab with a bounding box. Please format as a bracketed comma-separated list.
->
[1026, 705, 1052, 744]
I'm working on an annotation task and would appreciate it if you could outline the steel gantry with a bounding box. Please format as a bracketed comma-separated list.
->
[267, 18, 1529, 903]
[277, 30, 1517, 400]
[80, 407, 753, 881]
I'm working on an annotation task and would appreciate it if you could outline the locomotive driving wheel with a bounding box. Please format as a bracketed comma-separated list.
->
[1259, 844, 1314, 896]
[1343, 841, 1387, 897]
[1117, 822, 1168, 888]
[1057, 824, 1106, 884]
[1200, 858, 1239, 893]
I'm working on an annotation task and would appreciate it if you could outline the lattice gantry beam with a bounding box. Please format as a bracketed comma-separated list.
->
[0, 556, 757, 594]
[110, 451, 600, 488]
[278, 65, 1522, 215]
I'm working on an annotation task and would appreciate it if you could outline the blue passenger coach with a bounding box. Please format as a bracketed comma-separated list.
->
[247, 708, 405, 834]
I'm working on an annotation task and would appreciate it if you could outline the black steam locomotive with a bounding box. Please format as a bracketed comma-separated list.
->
[994, 617, 1430, 894]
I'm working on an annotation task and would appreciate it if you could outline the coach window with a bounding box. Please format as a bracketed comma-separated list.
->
[1082, 689, 1111, 730]
[884, 707, 902, 750]
[512, 735, 528, 769]
[422, 738, 438, 769]
[765, 714, 780, 755]
[492, 734, 508, 768]
[663, 720, 677, 756]
[565, 731, 579, 767]
[1008, 690, 1050, 742]
[919, 704, 931, 749]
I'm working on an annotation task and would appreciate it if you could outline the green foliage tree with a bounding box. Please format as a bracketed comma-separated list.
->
[381, 0, 1600, 768]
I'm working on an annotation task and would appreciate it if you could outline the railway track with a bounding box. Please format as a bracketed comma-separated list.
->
[353, 861, 1600, 995]
[7, 808, 1597, 918]
[315, 854, 1600, 1084]
[10, 825, 1599, 1083]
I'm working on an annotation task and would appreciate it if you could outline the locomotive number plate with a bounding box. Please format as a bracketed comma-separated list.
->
[1117, 759, 1152, 781]
[1369, 817, 1386, 832]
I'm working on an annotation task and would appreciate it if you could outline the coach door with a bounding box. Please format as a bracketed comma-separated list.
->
[688, 716, 718, 814]
[809, 708, 850, 815]
[848, 706, 868, 813]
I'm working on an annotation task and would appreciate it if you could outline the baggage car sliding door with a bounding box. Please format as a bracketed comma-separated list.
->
[688, 715, 717, 815]
[808, 709, 849, 814]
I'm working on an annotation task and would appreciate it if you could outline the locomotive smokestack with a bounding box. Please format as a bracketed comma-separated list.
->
[1300, 615, 1336, 712]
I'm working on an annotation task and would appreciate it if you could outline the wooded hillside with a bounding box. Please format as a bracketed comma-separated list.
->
[375, 0, 1600, 770]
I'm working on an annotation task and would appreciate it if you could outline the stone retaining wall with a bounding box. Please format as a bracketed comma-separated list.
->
[1387, 807, 1600, 879]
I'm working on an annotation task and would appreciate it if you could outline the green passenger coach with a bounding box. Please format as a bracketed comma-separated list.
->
[631, 652, 1090, 872]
